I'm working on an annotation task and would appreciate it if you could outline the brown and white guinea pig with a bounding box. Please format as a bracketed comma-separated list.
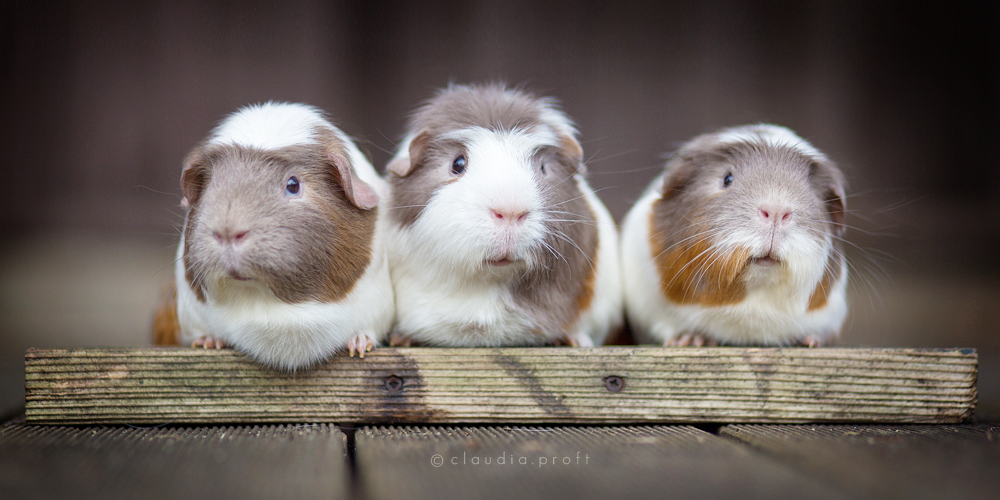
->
[384, 83, 623, 347]
[171, 102, 395, 369]
[621, 124, 848, 347]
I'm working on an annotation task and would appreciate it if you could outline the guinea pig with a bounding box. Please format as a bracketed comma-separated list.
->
[166, 102, 395, 369]
[384, 83, 623, 347]
[621, 124, 847, 347]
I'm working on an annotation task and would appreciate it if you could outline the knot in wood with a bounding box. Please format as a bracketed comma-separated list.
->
[384, 375, 404, 393]
[603, 375, 625, 392]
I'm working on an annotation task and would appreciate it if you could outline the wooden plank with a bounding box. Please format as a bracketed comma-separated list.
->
[0, 423, 350, 500]
[24, 347, 977, 425]
[720, 424, 1000, 500]
[355, 425, 851, 500]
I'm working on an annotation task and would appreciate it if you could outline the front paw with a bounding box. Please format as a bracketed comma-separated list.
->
[664, 332, 718, 347]
[555, 332, 594, 348]
[192, 336, 226, 349]
[798, 333, 836, 348]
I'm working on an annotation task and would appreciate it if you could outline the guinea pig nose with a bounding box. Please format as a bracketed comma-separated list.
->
[758, 204, 793, 226]
[213, 228, 250, 245]
[490, 208, 529, 225]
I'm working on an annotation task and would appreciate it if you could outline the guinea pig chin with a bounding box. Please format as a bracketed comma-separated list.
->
[205, 247, 256, 282]
[484, 222, 542, 263]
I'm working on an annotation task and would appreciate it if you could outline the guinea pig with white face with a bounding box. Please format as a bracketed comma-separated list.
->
[384, 83, 623, 347]
[172, 102, 395, 369]
[621, 124, 848, 347]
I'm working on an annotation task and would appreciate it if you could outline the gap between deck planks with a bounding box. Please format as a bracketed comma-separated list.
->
[24, 347, 977, 425]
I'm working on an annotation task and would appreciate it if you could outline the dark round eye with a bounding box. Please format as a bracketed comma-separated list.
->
[540, 162, 546, 174]
[285, 176, 300, 195]
[451, 155, 467, 175]
[723, 173, 734, 188]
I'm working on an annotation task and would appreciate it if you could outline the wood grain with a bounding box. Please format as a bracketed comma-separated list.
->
[24, 347, 977, 425]
[720, 424, 1000, 500]
[355, 425, 850, 500]
[0, 422, 350, 500]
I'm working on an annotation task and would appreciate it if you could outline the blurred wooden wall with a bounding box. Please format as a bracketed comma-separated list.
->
[3, 1, 997, 234]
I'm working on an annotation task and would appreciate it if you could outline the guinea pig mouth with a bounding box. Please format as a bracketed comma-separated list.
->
[750, 255, 780, 267]
[226, 270, 253, 281]
[487, 258, 515, 267]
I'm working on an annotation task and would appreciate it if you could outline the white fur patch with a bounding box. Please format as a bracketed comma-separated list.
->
[716, 124, 826, 160]
[209, 102, 332, 150]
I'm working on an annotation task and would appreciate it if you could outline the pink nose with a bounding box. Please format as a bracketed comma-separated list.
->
[758, 204, 793, 226]
[490, 208, 529, 225]
[213, 228, 249, 245]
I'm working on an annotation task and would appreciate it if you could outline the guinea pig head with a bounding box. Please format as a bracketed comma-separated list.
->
[181, 128, 378, 304]
[387, 84, 596, 284]
[650, 125, 846, 306]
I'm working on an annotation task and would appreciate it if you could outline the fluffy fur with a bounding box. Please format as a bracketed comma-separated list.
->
[621, 124, 848, 346]
[386, 84, 622, 347]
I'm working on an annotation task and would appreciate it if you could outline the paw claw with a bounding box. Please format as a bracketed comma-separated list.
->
[192, 337, 225, 349]
[349, 333, 377, 358]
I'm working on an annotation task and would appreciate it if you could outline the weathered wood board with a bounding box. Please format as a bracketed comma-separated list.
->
[0, 422, 350, 500]
[24, 347, 977, 425]
[355, 426, 851, 500]
[721, 424, 1000, 500]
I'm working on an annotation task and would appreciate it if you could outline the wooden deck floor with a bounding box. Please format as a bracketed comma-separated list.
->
[3, 418, 997, 500]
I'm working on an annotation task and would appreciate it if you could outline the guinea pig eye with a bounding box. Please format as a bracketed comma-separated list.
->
[451, 155, 467, 176]
[723, 173, 734, 188]
[539, 162, 546, 175]
[285, 176, 301, 196]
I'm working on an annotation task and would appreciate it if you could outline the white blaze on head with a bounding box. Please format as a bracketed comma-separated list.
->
[206, 101, 379, 191]
[209, 102, 331, 150]
[716, 124, 827, 161]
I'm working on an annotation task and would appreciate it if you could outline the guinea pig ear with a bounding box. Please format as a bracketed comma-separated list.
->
[810, 159, 847, 237]
[387, 132, 430, 178]
[180, 147, 208, 208]
[559, 134, 586, 175]
[660, 156, 696, 200]
[329, 151, 380, 210]
[824, 184, 847, 237]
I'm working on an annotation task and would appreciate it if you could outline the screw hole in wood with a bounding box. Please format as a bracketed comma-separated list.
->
[603, 375, 624, 392]
[384, 375, 404, 393]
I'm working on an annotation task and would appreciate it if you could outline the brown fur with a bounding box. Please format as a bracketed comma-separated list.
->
[573, 249, 598, 324]
[807, 251, 844, 311]
[180, 128, 375, 304]
[649, 209, 752, 306]
[152, 280, 180, 345]
[512, 173, 599, 337]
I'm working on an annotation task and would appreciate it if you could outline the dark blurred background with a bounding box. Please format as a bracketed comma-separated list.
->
[2, 1, 997, 419]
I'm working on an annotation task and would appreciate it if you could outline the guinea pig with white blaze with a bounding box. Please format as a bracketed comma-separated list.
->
[169, 102, 395, 369]
[621, 124, 848, 347]
[384, 83, 623, 347]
